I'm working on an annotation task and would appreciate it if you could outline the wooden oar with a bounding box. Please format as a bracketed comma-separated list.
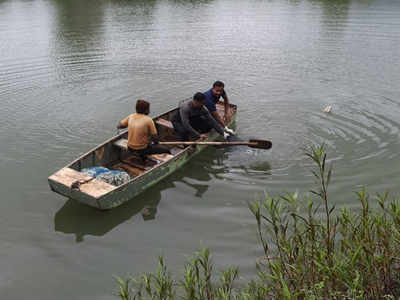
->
[159, 139, 272, 150]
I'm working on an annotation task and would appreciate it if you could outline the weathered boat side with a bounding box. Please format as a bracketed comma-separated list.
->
[48, 102, 237, 209]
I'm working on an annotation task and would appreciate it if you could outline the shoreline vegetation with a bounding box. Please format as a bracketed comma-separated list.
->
[115, 145, 400, 299]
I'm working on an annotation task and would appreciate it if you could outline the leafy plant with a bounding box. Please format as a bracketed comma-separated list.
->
[116, 145, 400, 299]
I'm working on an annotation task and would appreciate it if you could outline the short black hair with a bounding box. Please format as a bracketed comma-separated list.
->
[136, 99, 150, 114]
[213, 81, 224, 88]
[193, 92, 206, 102]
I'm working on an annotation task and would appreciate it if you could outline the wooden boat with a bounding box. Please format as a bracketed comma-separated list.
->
[48, 101, 237, 210]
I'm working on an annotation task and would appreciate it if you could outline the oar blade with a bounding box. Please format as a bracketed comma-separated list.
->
[248, 139, 272, 150]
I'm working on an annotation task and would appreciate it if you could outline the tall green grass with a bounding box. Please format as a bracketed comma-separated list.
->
[115, 145, 400, 299]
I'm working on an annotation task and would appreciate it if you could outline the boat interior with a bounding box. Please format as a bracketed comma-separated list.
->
[70, 109, 184, 178]
[108, 112, 183, 178]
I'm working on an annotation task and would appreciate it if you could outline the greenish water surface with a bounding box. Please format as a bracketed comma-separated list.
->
[0, 0, 399, 298]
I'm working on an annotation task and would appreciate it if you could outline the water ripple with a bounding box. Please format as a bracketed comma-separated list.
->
[309, 105, 400, 163]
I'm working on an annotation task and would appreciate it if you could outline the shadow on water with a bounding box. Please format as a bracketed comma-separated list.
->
[49, 0, 160, 81]
[170, 0, 215, 6]
[245, 161, 272, 173]
[109, 0, 159, 16]
[54, 146, 229, 242]
[54, 181, 166, 243]
[309, 0, 351, 28]
[50, 0, 106, 49]
[215, 135, 272, 177]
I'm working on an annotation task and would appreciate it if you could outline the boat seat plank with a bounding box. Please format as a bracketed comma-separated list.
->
[122, 156, 157, 171]
[216, 103, 226, 114]
[148, 153, 174, 162]
[114, 139, 176, 161]
[114, 138, 128, 150]
[122, 159, 148, 170]
[48, 167, 116, 198]
[155, 118, 173, 129]
[112, 162, 144, 176]
[114, 139, 170, 155]
[216, 102, 236, 114]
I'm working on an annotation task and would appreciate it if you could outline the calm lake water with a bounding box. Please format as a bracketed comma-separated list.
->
[1, 0, 399, 298]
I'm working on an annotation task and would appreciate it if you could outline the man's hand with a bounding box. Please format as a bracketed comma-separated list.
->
[151, 135, 160, 144]
[224, 126, 235, 136]
[223, 132, 230, 140]
[200, 134, 207, 140]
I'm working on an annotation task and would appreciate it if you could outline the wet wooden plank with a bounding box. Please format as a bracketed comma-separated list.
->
[122, 156, 156, 170]
[48, 167, 116, 198]
[155, 118, 173, 129]
[113, 139, 174, 155]
[114, 138, 128, 150]
[112, 162, 144, 177]
[148, 153, 174, 162]
[216, 103, 226, 116]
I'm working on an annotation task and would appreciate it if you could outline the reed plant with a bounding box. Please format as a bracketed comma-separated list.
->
[116, 144, 400, 299]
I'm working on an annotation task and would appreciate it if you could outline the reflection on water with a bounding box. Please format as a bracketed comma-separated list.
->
[50, 0, 107, 80]
[317, 0, 350, 36]
[54, 145, 255, 242]
[222, 135, 273, 177]
[246, 161, 272, 173]
[179, 178, 210, 198]
[54, 186, 164, 243]
[170, 0, 214, 6]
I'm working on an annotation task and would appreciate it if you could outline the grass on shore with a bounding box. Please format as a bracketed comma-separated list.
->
[115, 145, 400, 299]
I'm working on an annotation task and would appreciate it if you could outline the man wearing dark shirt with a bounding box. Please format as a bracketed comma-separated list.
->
[203, 81, 234, 135]
[171, 92, 228, 141]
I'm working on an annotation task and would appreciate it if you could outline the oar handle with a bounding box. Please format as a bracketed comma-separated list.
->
[159, 141, 252, 146]
[159, 139, 272, 150]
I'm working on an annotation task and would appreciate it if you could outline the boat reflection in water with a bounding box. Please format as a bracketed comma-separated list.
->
[53, 148, 222, 242]
[54, 134, 272, 242]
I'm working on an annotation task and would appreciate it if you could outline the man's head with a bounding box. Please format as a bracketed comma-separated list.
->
[212, 81, 225, 97]
[192, 92, 206, 108]
[136, 99, 150, 115]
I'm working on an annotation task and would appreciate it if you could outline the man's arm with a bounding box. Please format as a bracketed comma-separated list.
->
[203, 108, 224, 136]
[149, 119, 159, 143]
[118, 116, 129, 129]
[211, 110, 225, 128]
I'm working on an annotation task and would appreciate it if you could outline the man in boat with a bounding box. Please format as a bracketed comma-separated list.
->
[171, 92, 230, 141]
[203, 81, 235, 135]
[118, 99, 171, 161]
